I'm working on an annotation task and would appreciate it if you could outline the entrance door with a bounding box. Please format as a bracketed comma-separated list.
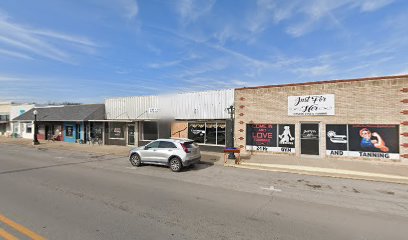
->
[128, 125, 135, 145]
[300, 123, 320, 155]
[76, 123, 81, 141]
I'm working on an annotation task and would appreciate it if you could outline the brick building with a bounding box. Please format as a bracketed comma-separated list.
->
[234, 75, 408, 163]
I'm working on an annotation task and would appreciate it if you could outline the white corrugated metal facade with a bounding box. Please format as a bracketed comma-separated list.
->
[105, 89, 234, 120]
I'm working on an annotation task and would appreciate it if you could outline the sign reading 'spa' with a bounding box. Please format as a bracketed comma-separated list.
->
[288, 94, 335, 116]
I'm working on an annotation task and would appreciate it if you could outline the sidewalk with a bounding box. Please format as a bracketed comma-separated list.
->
[225, 153, 408, 184]
[0, 137, 223, 165]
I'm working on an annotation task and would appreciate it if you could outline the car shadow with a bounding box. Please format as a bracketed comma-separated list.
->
[182, 161, 214, 172]
[137, 161, 214, 172]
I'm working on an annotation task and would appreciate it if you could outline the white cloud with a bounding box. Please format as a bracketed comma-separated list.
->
[0, 10, 99, 63]
[28, 29, 98, 47]
[176, 0, 216, 24]
[230, 79, 248, 86]
[294, 64, 333, 76]
[148, 60, 182, 69]
[119, 0, 139, 19]
[360, 0, 394, 12]
[248, 0, 395, 38]
[147, 43, 162, 55]
[0, 75, 25, 82]
[0, 48, 33, 60]
[147, 53, 200, 69]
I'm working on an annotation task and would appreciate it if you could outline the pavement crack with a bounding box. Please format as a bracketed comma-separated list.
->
[247, 192, 276, 221]
[395, 203, 408, 212]
[305, 183, 322, 189]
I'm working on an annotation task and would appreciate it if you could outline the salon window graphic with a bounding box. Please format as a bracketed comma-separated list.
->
[326, 124, 399, 159]
[246, 124, 295, 153]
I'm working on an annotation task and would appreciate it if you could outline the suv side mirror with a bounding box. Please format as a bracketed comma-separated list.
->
[144, 146, 149, 150]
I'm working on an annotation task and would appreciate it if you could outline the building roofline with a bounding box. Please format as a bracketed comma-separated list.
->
[104, 89, 234, 101]
[235, 74, 408, 91]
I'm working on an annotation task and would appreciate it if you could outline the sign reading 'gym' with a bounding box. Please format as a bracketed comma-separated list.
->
[288, 94, 335, 116]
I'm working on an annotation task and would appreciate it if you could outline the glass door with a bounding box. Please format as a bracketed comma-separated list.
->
[300, 123, 320, 155]
[128, 125, 135, 145]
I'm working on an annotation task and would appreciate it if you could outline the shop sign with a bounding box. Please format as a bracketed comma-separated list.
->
[113, 128, 121, 137]
[288, 94, 335, 116]
[246, 124, 295, 153]
[109, 123, 125, 139]
[148, 108, 159, 113]
[326, 124, 400, 159]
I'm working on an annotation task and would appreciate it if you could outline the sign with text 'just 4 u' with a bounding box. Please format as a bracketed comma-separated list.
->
[288, 94, 335, 116]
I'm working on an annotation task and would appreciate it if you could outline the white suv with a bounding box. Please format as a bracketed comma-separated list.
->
[129, 138, 201, 172]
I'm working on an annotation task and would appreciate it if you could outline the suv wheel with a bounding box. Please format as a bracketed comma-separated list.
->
[169, 157, 182, 172]
[130, 154, 141, 167]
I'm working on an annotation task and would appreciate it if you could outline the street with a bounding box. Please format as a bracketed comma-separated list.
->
[1, 143, 408, 240]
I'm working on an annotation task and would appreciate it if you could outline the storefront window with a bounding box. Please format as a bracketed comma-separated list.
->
[26, 124, 32, 133]
[65, 126, 73, 137]
[188, 122, 226, 145]
[158, 122, 171, 138]
[109, 122, 125, 139]
[0, 115, 9, 121]
[142, 121, 158, 140]
[91, 123, 103, 138]
[188, 123, 205, 143]
[217, 123, 226, 145]
[205, 123, 217, 144]
[54, 125, 62, 137]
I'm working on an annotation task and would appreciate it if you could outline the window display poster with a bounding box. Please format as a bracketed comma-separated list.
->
[326, 124, 348, 151]
[326, 124, 399, 159]
[246, 124, 277, 148]
[278, 124, 295, 148]
[348, 124, 399, 158]
[246, 124, 295, 153]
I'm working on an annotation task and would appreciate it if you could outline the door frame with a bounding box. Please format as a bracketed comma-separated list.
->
[299, 122, 321, 157]
[127, 124, 136, 146]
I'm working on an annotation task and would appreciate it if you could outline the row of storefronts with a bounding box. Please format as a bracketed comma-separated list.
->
[9, 75, 408, 162]
[235, 75, 408, 163]
[100, 89, 234, 151]
[12, 90, 234, 152]
[13, 104, 106, 144]
[0, 102, 37, 138]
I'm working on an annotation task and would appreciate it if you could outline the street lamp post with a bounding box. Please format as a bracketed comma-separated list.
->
[226, 105, 236, 159]
[33, 110, 39, 145]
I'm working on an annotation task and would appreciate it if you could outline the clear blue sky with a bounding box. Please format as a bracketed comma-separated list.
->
[1, 0, 407, 103]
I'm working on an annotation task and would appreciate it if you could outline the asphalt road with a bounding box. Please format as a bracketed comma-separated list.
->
[1, 144, 408, 240]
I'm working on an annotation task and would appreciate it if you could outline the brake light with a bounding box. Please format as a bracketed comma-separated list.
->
[181, 143, 190, 153]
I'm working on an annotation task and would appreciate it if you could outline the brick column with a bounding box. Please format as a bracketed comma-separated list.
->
[235, 96, 247, 152]
[401, 88, 408, 161]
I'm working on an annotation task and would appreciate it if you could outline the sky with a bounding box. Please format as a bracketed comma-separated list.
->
[0, 0, 408, 103]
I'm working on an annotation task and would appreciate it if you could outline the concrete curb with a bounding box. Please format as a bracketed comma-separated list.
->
[224, 162, 408, 185]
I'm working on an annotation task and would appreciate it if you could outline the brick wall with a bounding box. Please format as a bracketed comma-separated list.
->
[235, 75, 408, 162]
